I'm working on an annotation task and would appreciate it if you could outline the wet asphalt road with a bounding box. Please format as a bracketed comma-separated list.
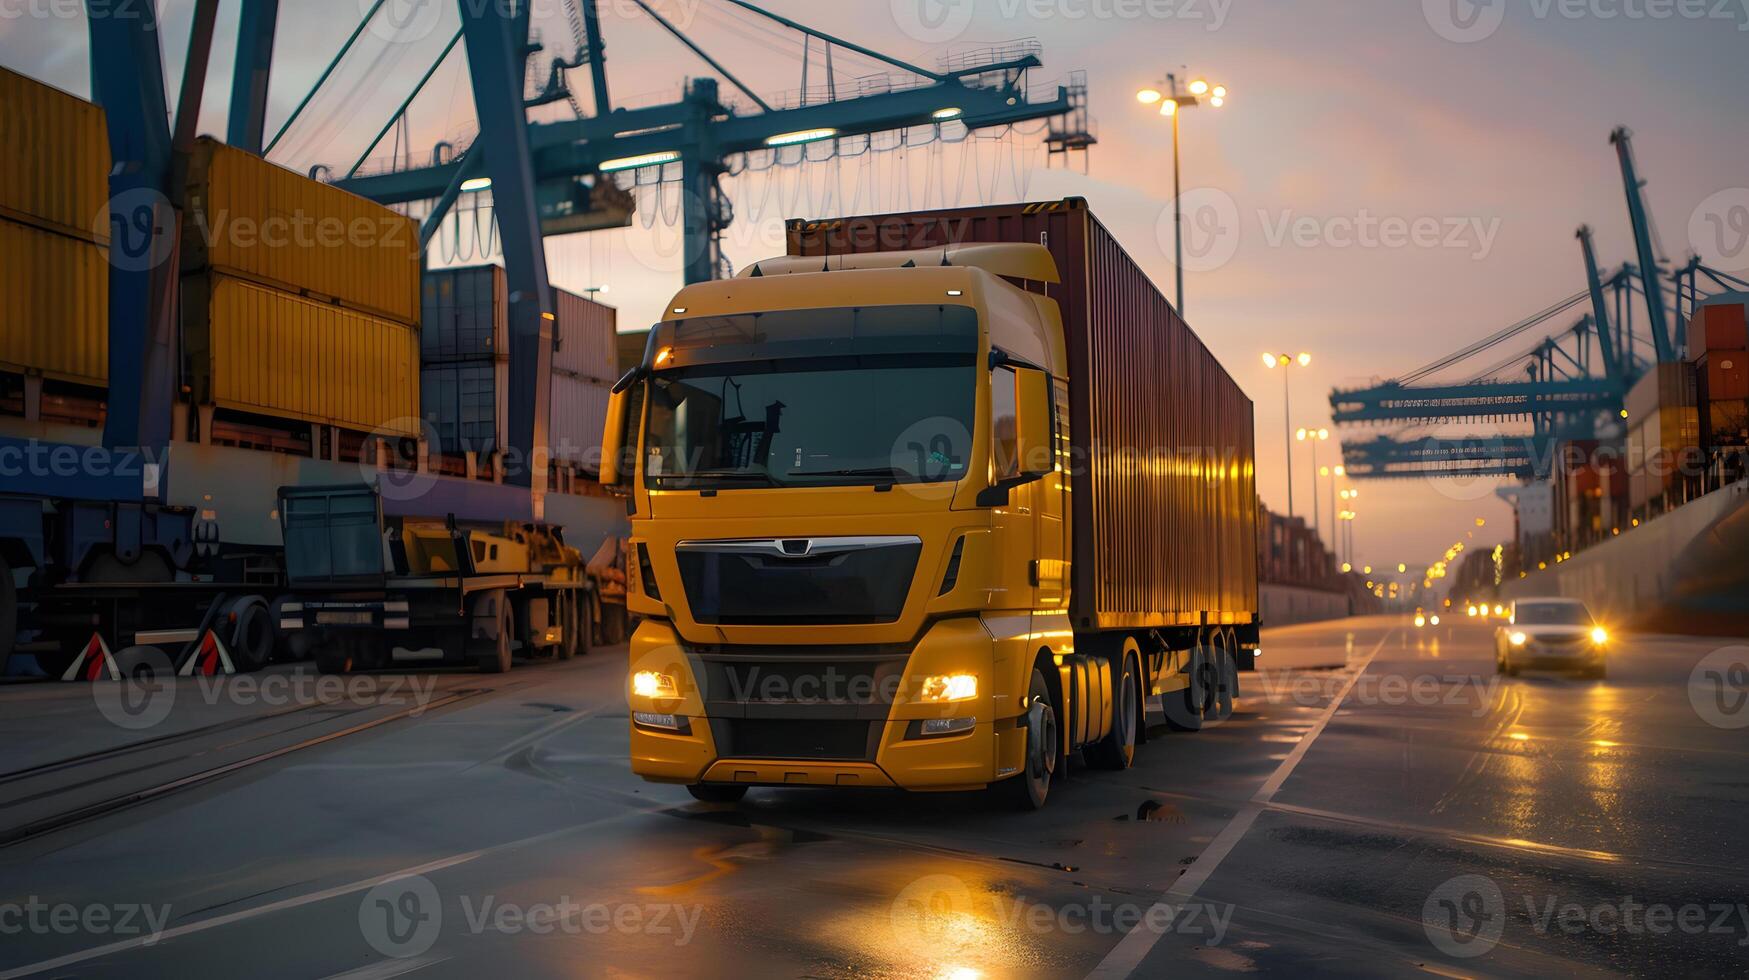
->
[0, 615, 1745, 978]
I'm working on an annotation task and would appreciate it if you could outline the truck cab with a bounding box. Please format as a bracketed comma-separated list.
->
[606, 244, 1129, 807]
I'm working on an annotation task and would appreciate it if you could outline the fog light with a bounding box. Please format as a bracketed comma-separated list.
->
[919, 673, 978, 702]
[1510, 631, 1527, 646]
[1590, 626, 1608, 645]
[632, 671, 678, 698]
[633, 711, 683, 731]
[920, 716, 976, 736]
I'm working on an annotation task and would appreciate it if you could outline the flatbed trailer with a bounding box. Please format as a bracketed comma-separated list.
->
[276, 484, 591, 673]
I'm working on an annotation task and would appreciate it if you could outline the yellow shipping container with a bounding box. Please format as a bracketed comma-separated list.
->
[0, 217, 108, 385]
[185, 139, 422, 325]
[0, 66, 110, 243]
[186, 274, 419, 437]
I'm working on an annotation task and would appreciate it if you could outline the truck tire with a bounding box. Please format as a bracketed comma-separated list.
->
[556, 592, 579, 661]
[1164, 644, 1211, 732]
[226, 599, 275, 673]
[476, 593, 513, 674]
[686, 783, 748, 803]
[0, 555, 16, 667]
[995, 666, 1058, 810]
[1211, 630, 1238, 722]
[1086, 651, 1141, 770]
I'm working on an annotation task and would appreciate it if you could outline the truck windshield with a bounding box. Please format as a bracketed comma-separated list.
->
[643, 354, 975, 489]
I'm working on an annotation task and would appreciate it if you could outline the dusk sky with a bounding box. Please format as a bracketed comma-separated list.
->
[4, 0, 1745, 576]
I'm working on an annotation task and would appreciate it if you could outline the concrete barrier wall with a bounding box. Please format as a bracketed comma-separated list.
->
[1501, 480, 1749, 634]
[1261, 583, 1350, 627]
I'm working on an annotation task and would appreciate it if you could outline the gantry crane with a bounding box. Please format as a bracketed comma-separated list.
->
[1329, 128, 1746, 480]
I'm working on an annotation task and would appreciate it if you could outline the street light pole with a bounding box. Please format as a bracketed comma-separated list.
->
[1171, 93, 1183, 313]
[1282, 369, 1294, 518]
[1138, 72, 1227, 317]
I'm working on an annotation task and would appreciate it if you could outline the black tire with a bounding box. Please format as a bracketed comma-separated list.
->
[686, 783, 748, 803]
[1164, 645, 1211, 732]
[477, 593, 513, 674]
[601, 603, 628, 646]
[1086, 652, 1141, 770]
[995, 666, 1058, 810]
[0, 555, 16, 668]
[227, 599, 275, 673]
[1211, 631, 1238, 722]
[556, 592, 579, 661]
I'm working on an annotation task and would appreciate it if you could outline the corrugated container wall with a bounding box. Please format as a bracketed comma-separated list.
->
[0, 66, 110, 242]
[0, 219, 108, 385]
[184, 139, 421, 324]
[787, 198, 1260, 631]
[0, 68, 110, 386]
[1688, 296, 1747, 359]
[185, 274, 420, 436]
[419, 266, 618, 465]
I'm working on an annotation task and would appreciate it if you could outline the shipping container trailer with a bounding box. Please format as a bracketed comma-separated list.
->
[607, 197, 1259, 810]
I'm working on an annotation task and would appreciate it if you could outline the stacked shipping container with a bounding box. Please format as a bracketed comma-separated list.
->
[420, 266, 617, 474]
[1689, 295, 1748, 453]
[0, 67, 111, 410]
[1625, 362, 1700, 512]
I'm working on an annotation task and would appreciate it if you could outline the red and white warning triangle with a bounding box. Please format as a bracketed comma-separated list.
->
[62, 633, 121, 682]
[178, 629, 237, 677]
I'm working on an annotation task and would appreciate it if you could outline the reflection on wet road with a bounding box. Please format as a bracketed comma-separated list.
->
[1, 615, 1744, 978]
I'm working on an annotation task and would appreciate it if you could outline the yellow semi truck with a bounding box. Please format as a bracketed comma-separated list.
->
[604, 199, 1259, 808]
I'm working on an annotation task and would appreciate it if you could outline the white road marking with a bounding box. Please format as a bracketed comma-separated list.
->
[1086, 627, 1392, 980]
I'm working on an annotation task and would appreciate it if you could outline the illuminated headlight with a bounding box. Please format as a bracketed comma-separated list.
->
[919, 673, 978, 702]
[1590, 626, 1608, 645]
[1509, 631, 1527, 646]
[632, 671, 678, 698]
[919, 716, 976, 736]
[1430, 615, 1441, 626]
[632, 711, 683, 731]
[1414, 615, 1426, 628]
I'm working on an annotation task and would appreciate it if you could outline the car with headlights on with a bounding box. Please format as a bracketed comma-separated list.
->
[1495, 597, 1608, 678]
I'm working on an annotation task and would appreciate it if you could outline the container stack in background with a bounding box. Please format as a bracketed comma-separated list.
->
[0, 67, 111, 428]
[1688, 294, 1748, 456]
[1624, 362, 1700, 517]
[421, 265, 617, 489]
[180, 138, 423, 457]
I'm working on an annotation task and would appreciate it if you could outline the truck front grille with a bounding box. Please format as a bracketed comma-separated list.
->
[711, 718, 881, 761]
[675, 536, 920, 625]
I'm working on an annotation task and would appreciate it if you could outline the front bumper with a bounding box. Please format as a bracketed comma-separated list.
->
[627, 617, 1027, 791]
[1511, 640, 1605, 669]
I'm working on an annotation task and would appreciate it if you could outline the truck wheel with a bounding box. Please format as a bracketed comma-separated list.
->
[477, 595, 513, 674]
[1164, 645, 1210, 732]
[996, 667, 1058, 810]
[1211, 631, 1238, 722]
[556, 593, 579, 661]
[1086, 652, 1141, 770]
[0, 555, 15, 667]
[686, 784, 748, 803]
[226, 599, 275, 673]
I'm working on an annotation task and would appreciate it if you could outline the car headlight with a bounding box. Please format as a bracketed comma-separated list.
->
[631, 670, 678, 698]
[1590, 626, 1608, 645]
[1414, 615, 1426, 628]
[919, 673, 978, 702]
[1509, 631, 1527, 646]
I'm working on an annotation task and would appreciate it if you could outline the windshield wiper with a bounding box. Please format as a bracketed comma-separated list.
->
[786, 466, 909, 479]
[659, 469, 777, 486]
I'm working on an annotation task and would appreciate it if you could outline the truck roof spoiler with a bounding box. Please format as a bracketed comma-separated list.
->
[738, 242, 1061, 284]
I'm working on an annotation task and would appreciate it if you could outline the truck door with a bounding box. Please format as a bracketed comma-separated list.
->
[1031, 380, 1070, 610]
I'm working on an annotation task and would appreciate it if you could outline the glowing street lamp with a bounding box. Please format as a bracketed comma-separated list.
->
[1136, 70, 1231, 316]
[1263, 352, 1313, 520]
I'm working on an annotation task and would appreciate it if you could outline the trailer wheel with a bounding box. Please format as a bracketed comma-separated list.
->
[0, 555, 16, 667]
[995, 666, 1058, 810]
[1086, 649, 1141, 770]
[226, 599, 275, 673]
[1210, 629, 1238, 722]
[1164, 643, 1211, 732]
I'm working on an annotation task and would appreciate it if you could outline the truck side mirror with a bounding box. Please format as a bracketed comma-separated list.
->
[601, 387, 630, 486]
